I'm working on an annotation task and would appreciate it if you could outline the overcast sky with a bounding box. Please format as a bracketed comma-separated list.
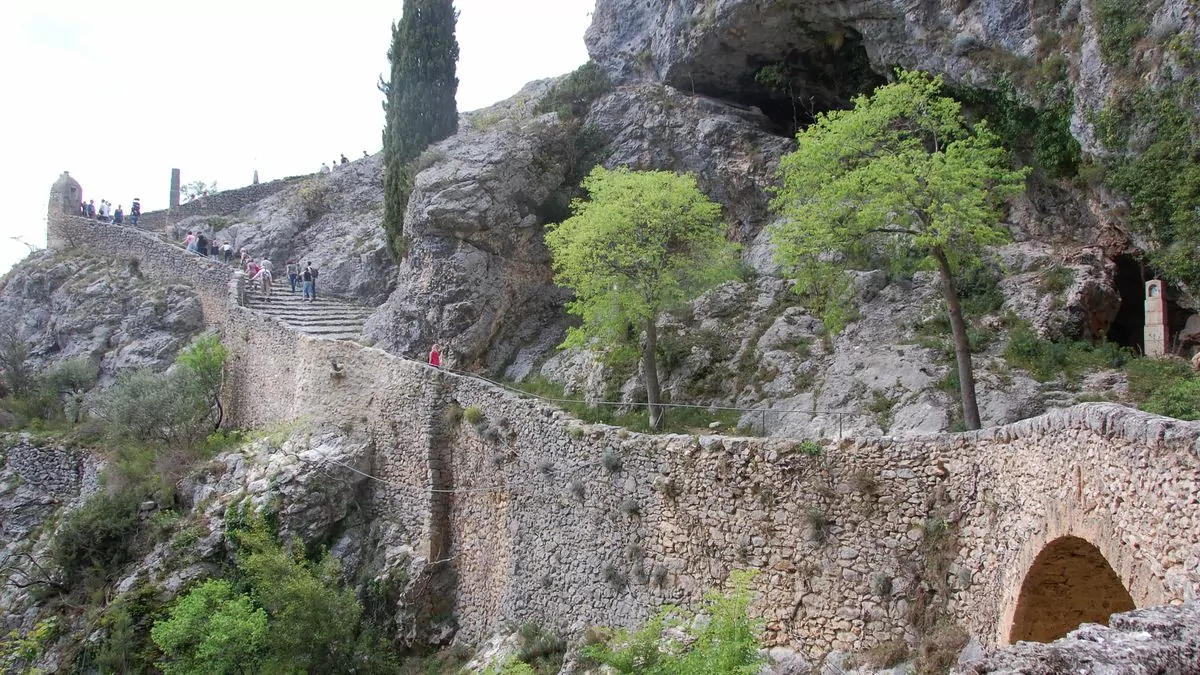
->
[0, 0, 595, 276]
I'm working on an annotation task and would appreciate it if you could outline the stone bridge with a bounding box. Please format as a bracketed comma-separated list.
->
[44, 204, 1200, 659]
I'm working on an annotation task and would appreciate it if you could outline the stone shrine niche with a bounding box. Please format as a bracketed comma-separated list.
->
[48, 171, 82, 216]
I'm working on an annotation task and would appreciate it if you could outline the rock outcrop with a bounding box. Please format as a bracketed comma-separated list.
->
[176, 155, 396, 305]
[0, 250, 205, 380]
[956, 604, 1200, 674]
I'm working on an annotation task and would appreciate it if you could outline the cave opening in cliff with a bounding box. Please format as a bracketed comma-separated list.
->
[741, 28, 886, 136]
[1107, 254, 1145, 352]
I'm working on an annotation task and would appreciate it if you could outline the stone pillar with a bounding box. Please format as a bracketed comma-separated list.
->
[1145, 280, 1168, 357]
[169, 168, 181, 211]
[252, 169, 259, 185]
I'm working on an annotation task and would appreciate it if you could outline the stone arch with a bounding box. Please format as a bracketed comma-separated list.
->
[994, 499, 1165, 646]
[1006, 535, 1135, 643]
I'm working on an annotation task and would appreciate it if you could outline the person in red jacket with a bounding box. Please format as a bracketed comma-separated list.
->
[428, 344, 442, 368]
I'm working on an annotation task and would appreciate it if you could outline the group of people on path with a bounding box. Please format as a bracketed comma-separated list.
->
[318, 151, 369, 175]
[178, 231, 321, 302]
[81, 197, 140, 225]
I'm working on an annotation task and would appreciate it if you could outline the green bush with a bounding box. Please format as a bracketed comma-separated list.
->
[583, 570, 765, 675]
[1001, 322, 1128, 382]
[51, 488, 145, 587]
[1095, 0, 1148, 66]
[152, 580, 268, 675]
[1142, 379, 1200, 420]
[463, 405, 485, 425]
[534, 61, 612, 120]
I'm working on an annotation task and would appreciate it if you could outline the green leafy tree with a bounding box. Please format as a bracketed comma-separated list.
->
[770, 70, 1028, 430]
[46, 357, 99, 423]
[233, 523, 365, 672]
[381, 0, 459, 259]
[584, 570, 765, 674]
[176, 331, 228, 429]
[545, 167, 740, 429]
[151, 579, 268, 675]
[180, 180, 219, 204]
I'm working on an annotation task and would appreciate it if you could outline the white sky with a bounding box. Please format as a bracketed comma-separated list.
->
[0, 0, 595, 276]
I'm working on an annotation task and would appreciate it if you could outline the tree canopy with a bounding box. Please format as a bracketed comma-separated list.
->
[545, 166, 740, 427]
[382, 0, 459, 259]
[770, 69, 1028, 429]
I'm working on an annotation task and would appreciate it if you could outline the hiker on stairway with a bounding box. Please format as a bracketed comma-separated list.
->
[305, 262, 319, 299]
[301, 264, 315, 301]
[286, 259, 300, 294]
[252, 261, 273, 298]
[183, 231, 197, 254]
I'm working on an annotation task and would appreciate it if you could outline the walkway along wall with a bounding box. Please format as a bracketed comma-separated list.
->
[46, 213, 1200, 659]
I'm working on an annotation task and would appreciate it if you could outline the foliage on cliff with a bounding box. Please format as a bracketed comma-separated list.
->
[382, 0, 460, 260]
[770, 70, 1027, 429]
[546, 167, 740, 428]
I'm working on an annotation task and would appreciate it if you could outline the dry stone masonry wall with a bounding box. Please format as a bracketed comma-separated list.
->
[44, 213, 1200, 658]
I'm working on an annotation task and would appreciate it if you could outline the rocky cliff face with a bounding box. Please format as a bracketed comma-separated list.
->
[0, 250, 205, 382]
[585, 0, 1198, 154]
[172, 155, 396, 304]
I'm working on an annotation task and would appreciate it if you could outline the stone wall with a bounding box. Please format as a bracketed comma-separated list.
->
[135, 174, 311, 232]
[43, 215, 1200, 659]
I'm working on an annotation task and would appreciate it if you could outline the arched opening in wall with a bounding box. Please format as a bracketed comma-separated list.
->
[1106, 254, 1145, 352]
[1007, 536, 1135, 643]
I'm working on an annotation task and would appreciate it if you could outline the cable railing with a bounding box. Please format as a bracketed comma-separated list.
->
[439, 365, 860, 439]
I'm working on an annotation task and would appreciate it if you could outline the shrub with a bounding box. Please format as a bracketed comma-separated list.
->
[463, 406, 485, 425]
[914, 623, 969, 675]
[796, 440, 822, 456]
[295, 180, 332, 219]
[1125, 357, 1194, 402]
[535, 61, 613, 120]
[1142, 378, 1200, 420]
[513, 623, 565, 675]
[584, 570, 765, 674]
[801, 507, 830, 543]
[619, 497, 640, 516]
[151, 579, 268, 675]
[601, 448, 623, 473]
[860, 638, 910, 669]
[567, 480, 586, 502]
[1095, 0, 1148, 66]
[1002, 322, 1128, 382]
[52, 488, 145, 587]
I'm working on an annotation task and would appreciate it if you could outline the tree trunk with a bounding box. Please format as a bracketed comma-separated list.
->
[642, 317, 665, 430]
[932, 246, 982, 430]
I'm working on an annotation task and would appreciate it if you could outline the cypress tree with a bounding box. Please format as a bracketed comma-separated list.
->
[382, 0, 459, 259]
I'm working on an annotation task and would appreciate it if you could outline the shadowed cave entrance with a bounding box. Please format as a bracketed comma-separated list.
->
[1106, 254, 1145, 352]
[1008, 536, 1135, 643]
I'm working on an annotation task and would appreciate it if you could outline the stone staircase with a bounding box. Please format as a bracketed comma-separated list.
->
[242, 279, 374, 341]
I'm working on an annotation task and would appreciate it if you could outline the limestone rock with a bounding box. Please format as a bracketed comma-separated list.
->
[0, 251, 205, 381]
[195, 154, 396, 304]
[955, 603, 1200, 674]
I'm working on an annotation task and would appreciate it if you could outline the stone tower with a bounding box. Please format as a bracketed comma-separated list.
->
[1145, 280, 1168, 357]
[48, 171, 82, 217]
[47, 171, 82, 250]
